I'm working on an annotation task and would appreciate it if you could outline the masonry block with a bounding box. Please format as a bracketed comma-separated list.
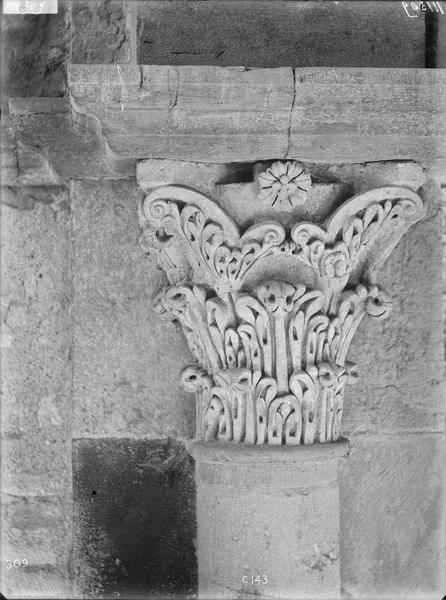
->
[71, 179, 195, 438]
[137, 0, 425, 68]
[72, 438, 196, 598]
[70, 0, 131, 64]
[1, 201, 72, 597]
[0, 5, 69, 115]
[340, 434, 445, 599]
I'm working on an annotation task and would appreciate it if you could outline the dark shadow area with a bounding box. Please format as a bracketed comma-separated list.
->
[73, 438, 197, 599]
[426, 11, 439, 67]
[137, 0, 425, 68]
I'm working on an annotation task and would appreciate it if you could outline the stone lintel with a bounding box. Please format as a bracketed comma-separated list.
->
[6, 67, 446, 186]
[68, 65, 446, 171]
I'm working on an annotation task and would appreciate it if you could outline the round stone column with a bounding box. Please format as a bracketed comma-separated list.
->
[188, 439, 349, 600]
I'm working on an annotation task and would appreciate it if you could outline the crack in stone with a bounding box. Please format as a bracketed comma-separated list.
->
[285, 68, 296, 159]
[171, 67, 180, 109]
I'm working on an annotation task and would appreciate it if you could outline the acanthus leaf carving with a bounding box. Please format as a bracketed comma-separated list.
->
[140, 168, 424, 446]
[290, 186, 423, 304]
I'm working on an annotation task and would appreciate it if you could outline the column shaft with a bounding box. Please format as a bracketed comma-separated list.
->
[189, 440, 349, 599]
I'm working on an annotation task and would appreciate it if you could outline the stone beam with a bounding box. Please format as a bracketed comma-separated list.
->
[7, 68, 446, 187]
[67, 65, 446, 171]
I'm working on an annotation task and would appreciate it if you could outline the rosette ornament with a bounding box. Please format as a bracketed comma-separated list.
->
[258, 161, 312, 206]
[139, 180, 424, 445]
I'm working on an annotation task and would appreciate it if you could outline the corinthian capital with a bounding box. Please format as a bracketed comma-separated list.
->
[138, 161, 424, 446]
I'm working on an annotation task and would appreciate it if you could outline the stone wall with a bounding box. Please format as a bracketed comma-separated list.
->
[0, 0, 433, 115]
[1, 195, 72, 598]
[1, 2, 444, 599]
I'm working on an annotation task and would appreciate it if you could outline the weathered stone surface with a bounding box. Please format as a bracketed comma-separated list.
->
[67, 65, 446, 170]
[190, 440, 348, 599]
[1, 568, 73, 600]
[137, 1, 425, 68]
[70, 0, 131, 64]
[1, 495, 71, 568]
[339, 174, 444, 435]
[137, 159, 428, 227]
[0, 201, 72, 598]
[0, 6, 69, 115]
[288, 69, 446, 166]
[1, 118, 19, 187]
[9, 98, 135, 181]
[68, 64, 294, 163]
[71, 179, 194, 438]
[1, 201, 71, 484]
[340, 434, 445, 599]
[438, 10, 446, 68]
[73, 438, 196, 598]
[2, 4, 444, 599]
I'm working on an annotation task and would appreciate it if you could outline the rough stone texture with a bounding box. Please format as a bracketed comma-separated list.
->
[340, 434, 445, 599]
[333, 173, 444, 598]
[1, 0, 432, 125]
[0, 0, 137, 116]
[438, 10, 446, 68]
[339, 174, 444, 436]
[191, 441, 347, 599]
[0, 6, 69, 115]
[136, 1, 425, 68]
[1, 118, 18, 188]
[71, 179, 195, 439]
[288, 69, 445, 166]
[2, 0, 430, 124]
[0, 200, 72, 598]
[67, 65, 446, 170]
[9, 98, 134, 181]
[70, 0, 132, 64]
[67, 64, 294, 164]
[1, 110, 73, 212]
[72, 438, 196, 598]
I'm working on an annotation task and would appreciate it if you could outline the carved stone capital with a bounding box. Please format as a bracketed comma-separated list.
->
[138, 161, 424, 446]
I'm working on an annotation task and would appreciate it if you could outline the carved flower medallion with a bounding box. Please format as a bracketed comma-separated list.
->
[258, 161, 312, 207]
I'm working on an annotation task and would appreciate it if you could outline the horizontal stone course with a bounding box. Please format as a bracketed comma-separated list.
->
[9, 68, 445, 182]
[67, 65, 446, 170]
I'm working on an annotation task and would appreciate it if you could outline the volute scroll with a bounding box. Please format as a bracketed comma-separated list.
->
[138, 162, 424, 446]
